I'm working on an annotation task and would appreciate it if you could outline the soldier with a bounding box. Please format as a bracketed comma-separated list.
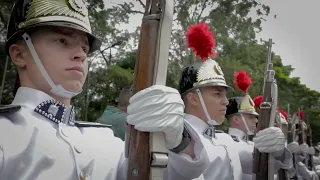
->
[225, 72, 294, 180]
[179, 21, 291, 179]
[314, 143, 320, 166]
[96, 85, 132, 141]
[0, 0, 210, 179]
[294, 111, 319, 180]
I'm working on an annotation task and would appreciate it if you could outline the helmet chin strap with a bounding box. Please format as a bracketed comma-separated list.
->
[239, 114, 254, 136]
[196, 88, 221, 126]
[22, 33, 82, 99]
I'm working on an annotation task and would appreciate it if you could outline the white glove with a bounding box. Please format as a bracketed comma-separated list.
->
[308, 147, 316, 155]
[300, 143, 309, 153]
[287, 142, 300, 153]
[126, 85, 185, 149]
[297, 154, 307, 162]
[253, 127, 286, 153]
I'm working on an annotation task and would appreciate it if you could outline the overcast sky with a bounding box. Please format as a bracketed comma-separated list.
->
[105, 0, 319, 92]
[256, 0, 319, 92]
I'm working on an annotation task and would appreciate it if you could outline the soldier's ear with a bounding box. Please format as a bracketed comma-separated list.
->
[186, 91, 199, 107]
[9, 40, 28, 68]
[233, 115, 241, 125]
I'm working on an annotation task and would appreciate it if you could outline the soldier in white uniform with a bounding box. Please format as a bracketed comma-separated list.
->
[0, 0, 210, 179]
[292, 112, 319, 180]
[313, 144, 320, 167]
[179, 22, 291, 180]
[225, 72, 294, 180]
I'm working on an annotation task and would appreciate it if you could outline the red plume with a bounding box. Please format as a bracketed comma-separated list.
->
[186, 22, 216, 61]
[279, 109, 288, 120]
[253, 95, 263, 109]
[234, 71, 252, 93]
[296, 110, 305, 120]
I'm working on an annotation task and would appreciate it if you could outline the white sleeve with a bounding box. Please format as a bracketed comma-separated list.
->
[116, 154, 127, 180]
[118, 136, 209, 180]
[164, 129, 209, 180]
[274, 148, 293, 171]
[165, 146, 208, 179]
[296, 161, 313, 179]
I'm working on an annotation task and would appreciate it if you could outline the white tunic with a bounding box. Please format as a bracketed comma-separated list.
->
[228, 128, 254, 180]
[228, 128, 294, 180]
[0, 87, 209, 180]
[185, 115, 243, 180]
[295, 153, 318, 180]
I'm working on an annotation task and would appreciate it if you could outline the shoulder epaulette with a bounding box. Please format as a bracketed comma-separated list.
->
[215, 130, 224, 133]
[75, 121, 112, 128]
[231, 135, 239, 142]
[0, 105, 21, 114]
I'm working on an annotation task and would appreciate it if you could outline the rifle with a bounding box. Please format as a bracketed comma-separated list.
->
[276, 111, 289, 180]
[253, 38, 278, 180]
[124, 1, 174, 180]
[287, 104, 298, 180]
[297, 109, 305, 146]
[306, 115, 314, 170]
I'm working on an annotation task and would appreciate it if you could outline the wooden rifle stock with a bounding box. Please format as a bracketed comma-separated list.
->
[276, 112, 288, 180]
[125, 0, 173, 179]
[286, 113, 298, 180]
[125, 15, 158, 179]
[306, 115, 313, 170]
[253, 39, 277, 180]
[297, 109, 305, 146]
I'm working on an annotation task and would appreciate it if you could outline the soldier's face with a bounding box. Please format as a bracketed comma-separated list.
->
[199, 86, 229, 123]
[242, 114, 258, 132]
[11, 26, 89, 95]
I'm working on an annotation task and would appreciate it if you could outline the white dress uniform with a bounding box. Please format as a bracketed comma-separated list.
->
[313, 156, 320, 166]
[295, 153, 319, 180]
[185, 115, 243, 180]
[228, 127, 293, 180]
[228, 128, 254, 180]
[0, 87, 209, 180]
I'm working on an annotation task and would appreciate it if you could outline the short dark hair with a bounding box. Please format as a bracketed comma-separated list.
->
[118, 85, 132, 107]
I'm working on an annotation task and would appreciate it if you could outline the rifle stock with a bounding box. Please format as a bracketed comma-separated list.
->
[287, 109, 298, 180]
[125, 17, 158, 180]
[125, 0, 174, 179]
[276, 112, 289, 180]
[306, 115, 313, 170]
[253, 38, 277, 180]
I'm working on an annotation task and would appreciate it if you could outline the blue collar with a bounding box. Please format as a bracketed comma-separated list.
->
[34, 99, 76, 126]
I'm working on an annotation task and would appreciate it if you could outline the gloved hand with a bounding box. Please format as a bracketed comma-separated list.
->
[297, 153, 307, 162]
[253, 127, 286, 155]
[126, 85, 185, 149]
[300, 143, 309, 153]
[287, 142, 300, 153]
[308, 147, 316, 155]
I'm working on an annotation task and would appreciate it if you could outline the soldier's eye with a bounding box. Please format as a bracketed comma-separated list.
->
[59, 38, 66, 44]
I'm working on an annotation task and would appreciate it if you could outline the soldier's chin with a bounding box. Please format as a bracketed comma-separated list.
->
[215, 117, 225, 124]
[62, 81, 84, 93]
